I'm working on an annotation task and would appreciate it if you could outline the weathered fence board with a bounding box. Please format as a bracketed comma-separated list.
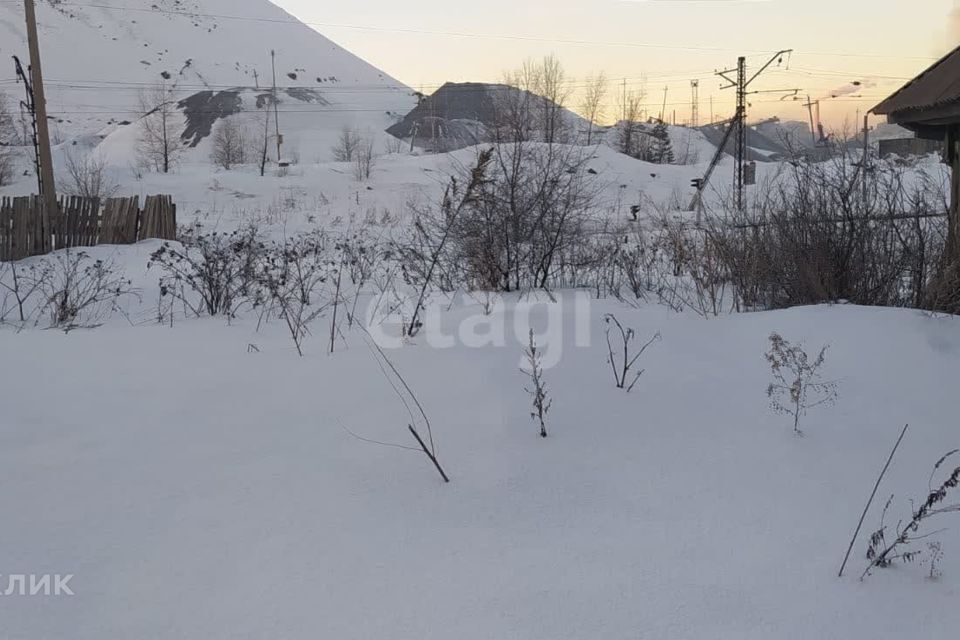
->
[139, 194, 176, 241]
[0, 194, 176, 261]
[101, 196, 140, 245]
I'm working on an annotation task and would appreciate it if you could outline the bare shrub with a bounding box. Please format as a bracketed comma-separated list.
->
[765, 333, 838, 435]
[332, 126, 359, 162]
[0, 261, 48, 324]
[210, 117, 247, 170]
[149, 224, 263, 318]
[616, 89, 648, 159]
[0, 92, 16, 144]
[399, 149, 492, 337]
[61, 150, 119, 200]
[353, 134, 376, 181]
[522, 329, 551, 438]
[0, 145, 16, 188]
[453, 142, 600, 292]
[604, 314, 660, 392]
[35, 251, 137, 329]
[652, 215, 732, 317]
[0, 94, 16, 186]
[863, 450, 960, 580]
[256, 231, 333, 356]
[706, 157, 948, 311]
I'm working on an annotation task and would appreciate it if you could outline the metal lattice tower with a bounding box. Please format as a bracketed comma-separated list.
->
[690, 80, 700, 127]
[735, 57, 747, 213]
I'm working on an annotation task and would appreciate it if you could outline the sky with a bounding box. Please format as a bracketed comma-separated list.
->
[275, 0, 959, 130]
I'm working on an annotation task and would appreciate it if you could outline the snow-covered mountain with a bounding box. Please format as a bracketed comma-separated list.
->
[0, 0, 416, 163]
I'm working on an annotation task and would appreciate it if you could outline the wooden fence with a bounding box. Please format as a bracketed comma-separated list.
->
[0, 195, 176, 261]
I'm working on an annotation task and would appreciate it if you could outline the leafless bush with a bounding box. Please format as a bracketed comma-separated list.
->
[0, 93, 16, 186]
[149, 224, 264, 318]
[0, 261, 48, 324]
[335, 228, 388, 329]
[604, 314, 660, 392]
[210, 117, 248, 170]
[452, 142, 600, 292]
[398, 149, 492, 337]
[704, 157, 948, 311]
[863, 450, 960, 580]
[256, 230, 333, 356]
[0, 146, 14, 187]
[35, 251, 137, 329]
[332, 126, 359, 162]
[0, 92, 16, 143]
[616, 89, 649, 159]
[353, 134, 377, 181]
[397, 142, 599, 295]
[652, 215, 732, 317]
[522, 329, 551, 438]
[765, 333, 838, 435]
[61, 149, 119, 200]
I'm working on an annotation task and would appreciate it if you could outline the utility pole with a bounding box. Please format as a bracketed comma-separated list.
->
[803, 95, 817, 147]
[690, 80, 700, 127]
[716, 49, 794, 213]
[734, 57, 747, 213]
[861, 114, 871, 205]
[23, 0, 57, 242]
[12, 56, 40, 194]
[660, 85, 668, 123]
[271, 49, 282, 165]
[253, 69, 259, 89]
[621, 78, 627, 122]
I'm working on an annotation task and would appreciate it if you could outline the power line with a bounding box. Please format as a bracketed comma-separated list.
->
[0, 0, 940, 61]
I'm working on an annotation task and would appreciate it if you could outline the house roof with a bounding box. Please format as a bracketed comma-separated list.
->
[873, 45, 960, 123]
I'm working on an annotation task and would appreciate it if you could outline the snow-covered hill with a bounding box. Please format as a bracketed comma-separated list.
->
[0, 0, 416, 162]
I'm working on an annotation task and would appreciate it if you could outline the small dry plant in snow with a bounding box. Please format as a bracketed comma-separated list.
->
[256, 231, 334, 357]
[603, 314, 660, 392]
[36, 251, 137, 329]
[522, 329, 551, 438]
[0, 261, 48, 325]
[765, 333, 838, 435]
[862, 450, 960, 580]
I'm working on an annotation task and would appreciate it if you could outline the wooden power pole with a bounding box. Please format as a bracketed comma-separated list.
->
[271, 49, 282, 165]
[23, 0, 57, 242]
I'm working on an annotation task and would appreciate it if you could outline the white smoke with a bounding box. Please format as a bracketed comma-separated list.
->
[822, 80, 876, 100]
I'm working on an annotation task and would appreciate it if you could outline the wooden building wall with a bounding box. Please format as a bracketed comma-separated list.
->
[950, 126, 960, 263]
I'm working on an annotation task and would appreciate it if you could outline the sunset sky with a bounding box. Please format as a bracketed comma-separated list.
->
[277, 0, 959, 130]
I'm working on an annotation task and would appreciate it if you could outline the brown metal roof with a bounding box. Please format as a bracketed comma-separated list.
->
[873, 45, 960, 118]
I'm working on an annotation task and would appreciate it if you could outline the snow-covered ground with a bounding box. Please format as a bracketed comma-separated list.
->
[3, 141, 746, 230]
[2, 3, 958, 637]
[1, 283, 958, 638]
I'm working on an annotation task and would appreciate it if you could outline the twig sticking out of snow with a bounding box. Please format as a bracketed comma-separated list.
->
[603, 314, 660, 393]
[522, 329, 551, 439]
[354, 324, 449, 483]
[838, 424, 909, 578]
